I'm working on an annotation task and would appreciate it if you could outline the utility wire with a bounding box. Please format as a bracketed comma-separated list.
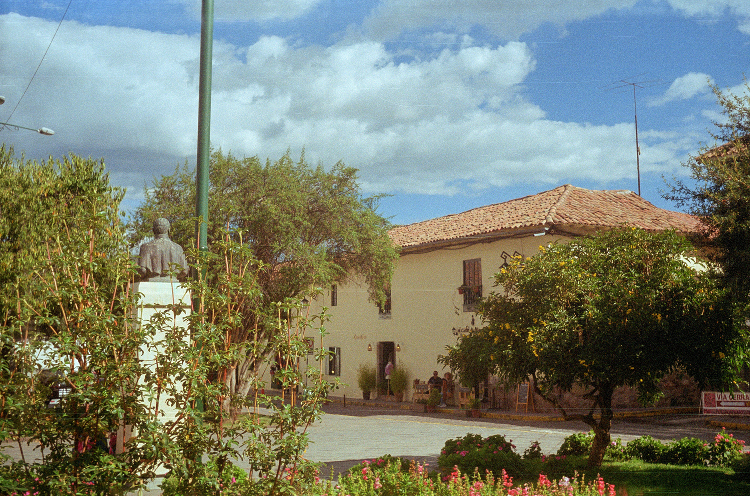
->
[4, 0, 73, 122]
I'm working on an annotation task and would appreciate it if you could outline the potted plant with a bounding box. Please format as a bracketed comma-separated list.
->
[413, 397, 428, 412]
[426, 388, 441, 413]
[389, 366, 409, 402]
[356, 363, 377, 400]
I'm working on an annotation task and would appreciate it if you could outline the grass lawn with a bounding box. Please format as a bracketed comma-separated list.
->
[520, 457, 749, 496]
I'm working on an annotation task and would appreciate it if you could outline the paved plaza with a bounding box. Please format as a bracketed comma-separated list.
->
[5, 399, 748, 495]
[312, 400, 741, 477]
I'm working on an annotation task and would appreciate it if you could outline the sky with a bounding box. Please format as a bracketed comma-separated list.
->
[1, 0, 749, 226]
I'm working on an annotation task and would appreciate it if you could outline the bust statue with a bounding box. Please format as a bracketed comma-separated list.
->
[137, 218, 188, 281]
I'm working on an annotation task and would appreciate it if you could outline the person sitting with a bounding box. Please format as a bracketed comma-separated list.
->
[427, 370, 442, 392]
[440, 372, 454, 407]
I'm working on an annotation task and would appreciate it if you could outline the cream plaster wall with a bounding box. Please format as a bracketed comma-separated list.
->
[310, 233, 568, 400]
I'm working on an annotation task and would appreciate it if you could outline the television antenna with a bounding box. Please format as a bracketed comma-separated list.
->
[607, 76, 663, 196]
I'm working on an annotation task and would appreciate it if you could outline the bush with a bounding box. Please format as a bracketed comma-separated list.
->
[523, 440, 543, 460]
[662, 437, 709, 466]
[708, 428, 746, 467]
[606, 437, 629, 461]
[438, 433, 523, 478]
[557, 431, 594, 457]
[625, 435, 665, 463]
[347, 454, 410, 476]
[356, 363, 377, 394]
[732, 453, 750, 482]
[389, 366, 410, 395]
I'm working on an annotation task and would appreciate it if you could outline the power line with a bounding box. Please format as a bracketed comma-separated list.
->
[4, 0, 73, 123]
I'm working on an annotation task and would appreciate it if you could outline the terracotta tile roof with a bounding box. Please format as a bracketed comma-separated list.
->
[389, 184, 701, 250]
[698, 139, 747, 162]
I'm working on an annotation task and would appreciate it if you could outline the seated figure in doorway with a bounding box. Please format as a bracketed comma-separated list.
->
[427, 370, 442, 392]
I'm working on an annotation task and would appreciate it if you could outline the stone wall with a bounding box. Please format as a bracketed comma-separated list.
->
[493, 369, 700, 413]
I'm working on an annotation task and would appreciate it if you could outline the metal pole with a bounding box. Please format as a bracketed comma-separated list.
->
[0, 122, 54, 135]
[633, 85, 641, 197]
[194, 0, 213, 417]
[196, 0, 213, 250]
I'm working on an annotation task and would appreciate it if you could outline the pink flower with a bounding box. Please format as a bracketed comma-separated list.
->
[374, 477, 382, 489]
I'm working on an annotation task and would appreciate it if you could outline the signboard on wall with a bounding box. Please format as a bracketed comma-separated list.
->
[702, 391, 750, 415]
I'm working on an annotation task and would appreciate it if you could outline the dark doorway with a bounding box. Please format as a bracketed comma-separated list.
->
[377, 341, 395, 396]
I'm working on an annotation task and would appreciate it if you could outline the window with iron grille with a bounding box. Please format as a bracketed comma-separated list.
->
[463, 258, 482, 310]
[328, 346, 341, 376]
[378, 287, 391, 317]
[331, 284, 337, 306]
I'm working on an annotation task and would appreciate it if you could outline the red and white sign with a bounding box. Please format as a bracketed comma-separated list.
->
[702, 392, 750, 415]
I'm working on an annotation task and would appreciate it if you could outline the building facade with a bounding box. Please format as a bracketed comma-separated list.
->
[308, 185, 702, 401]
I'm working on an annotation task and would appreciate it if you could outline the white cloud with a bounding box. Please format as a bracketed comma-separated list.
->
[363, 0, 638, 40]
[649, 72, 712, 106]
[178, 0, 323, 22]
[0, 12, 697, 209]
[667, 0, 750, 34]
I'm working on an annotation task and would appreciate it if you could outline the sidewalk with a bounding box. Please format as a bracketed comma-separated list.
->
[324, 394, 750, 430]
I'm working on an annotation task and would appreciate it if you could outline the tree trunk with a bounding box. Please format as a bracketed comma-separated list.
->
[587, 386, 614, 467]
[222, 355, 257, 419]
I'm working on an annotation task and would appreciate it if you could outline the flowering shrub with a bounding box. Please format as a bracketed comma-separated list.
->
[334, 458, 434, 496]
[605, 438, 628, 461]
[661, 437, 709, 466]
[523, 441, 543, 460]
[328, 461, 617, 496]
[707, 428, 745, 467]
[438, 433, 523, 478]
[347, 455, 411, 476]
[609, 429, 746, 467]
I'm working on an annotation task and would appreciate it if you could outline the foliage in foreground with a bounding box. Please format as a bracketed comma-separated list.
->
[329, 458, 617, 496]
[666, 79, 750, 306]
[0, 149, 338, 495]
[444, 227, 744, 467]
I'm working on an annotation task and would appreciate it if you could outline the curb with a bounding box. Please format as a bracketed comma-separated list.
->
[327, 396, 707, 423]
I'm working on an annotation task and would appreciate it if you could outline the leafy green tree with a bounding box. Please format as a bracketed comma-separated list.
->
[666, 80, 750, 301]
[0, 147, 147, 493]
[0, 147, 337, 495]
[130, 149, 397, 401]
[447, 228, 743, 467]
[438, 331, 493, 399]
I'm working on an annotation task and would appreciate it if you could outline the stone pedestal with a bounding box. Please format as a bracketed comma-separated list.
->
[116, 280, 190, 455]
[135, 280, 191, 423]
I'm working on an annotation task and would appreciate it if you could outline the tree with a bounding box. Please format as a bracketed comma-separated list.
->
[0, 147, 148, 492]
[0, 147, 337, 495]
[666, 80, 750, 302]
[438, 331, 493, 399]
[447, 228, 742, 467]
[130, 149, 398, 401]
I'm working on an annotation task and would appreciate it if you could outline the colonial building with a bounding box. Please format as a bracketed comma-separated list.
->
[309, 184, 702, 402]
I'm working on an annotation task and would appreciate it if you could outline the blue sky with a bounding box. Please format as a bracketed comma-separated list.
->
[1, 0, 749, 226]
